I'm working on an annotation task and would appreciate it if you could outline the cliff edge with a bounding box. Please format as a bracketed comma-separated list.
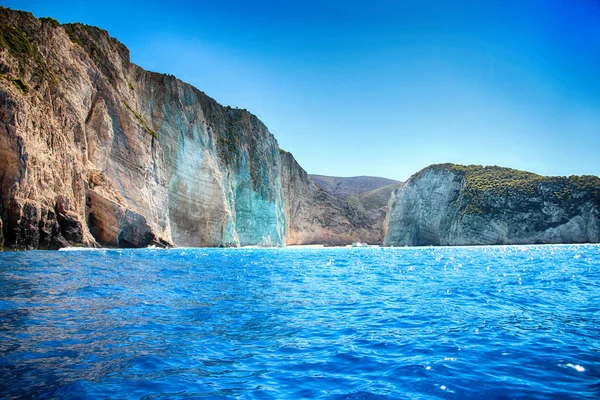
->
[384, 164, 600, 246]
[0, 8, 381, 249]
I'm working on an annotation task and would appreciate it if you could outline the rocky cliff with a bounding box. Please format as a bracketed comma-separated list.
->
[309, 174, 403, 244]
[280, 151, 383, 245]
[384, 164, 600, 246]
[0, 8, 382, 249]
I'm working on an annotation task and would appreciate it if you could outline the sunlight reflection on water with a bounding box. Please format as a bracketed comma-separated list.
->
[0, 244, 599, 399]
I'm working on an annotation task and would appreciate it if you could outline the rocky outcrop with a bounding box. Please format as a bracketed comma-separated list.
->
[0, 8, 377, 249]
[280, 151, 383, 245]
[384, 164, 600, 246]
[0, 8, 288, 248]
[10, 8, 597, 250]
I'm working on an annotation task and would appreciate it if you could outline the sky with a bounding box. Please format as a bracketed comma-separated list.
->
[4, 0, 600, 180]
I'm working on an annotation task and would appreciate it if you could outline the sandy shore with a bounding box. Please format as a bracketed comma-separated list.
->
[284, 244, 327, 249]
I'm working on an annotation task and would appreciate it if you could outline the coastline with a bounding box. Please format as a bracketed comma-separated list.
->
[52, 242, 600, 252]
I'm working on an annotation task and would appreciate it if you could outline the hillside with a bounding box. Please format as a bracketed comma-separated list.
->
[311, 175, 402, 217]
[310, 175, 401, 198]
[385, 163, 600, 246]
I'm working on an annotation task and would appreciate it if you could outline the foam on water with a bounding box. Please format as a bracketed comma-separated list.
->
[1, 244, 599, 399]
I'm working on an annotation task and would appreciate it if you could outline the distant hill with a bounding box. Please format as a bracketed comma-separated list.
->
[309, 175, 402, 198]
[310, 175, 403, 212]
[354, 183, 402, 211]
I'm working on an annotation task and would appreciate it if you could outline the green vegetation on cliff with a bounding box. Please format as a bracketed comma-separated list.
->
[0, 23, 36, 56]
[63, 22, 130, 87]
[123, 101, 158, 138]
[39, 17, 60, 28]
[216, 136, 238, 163]
[426, 163, 600, 216]
[0, 9, 55, 87]
[11, 77, 29, 93]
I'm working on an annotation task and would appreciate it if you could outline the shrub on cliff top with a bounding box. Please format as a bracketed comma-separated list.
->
[40, 17, 59, 28]
[0, 23, 36, 56]
[419, 163, 600, 216]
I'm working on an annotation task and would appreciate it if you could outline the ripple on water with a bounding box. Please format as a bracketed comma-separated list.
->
[0, 244, 599, 399]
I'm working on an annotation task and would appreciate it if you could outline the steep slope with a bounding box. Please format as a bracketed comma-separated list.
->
[310, 175, 400, 198]
[310, 175, 402, 244]
[384, 164, 600, 246]
[0, 8, 383, 249]
[348, 182, 403, 211]
[280, 151, 383, 245]
[0, 8, 286, 248]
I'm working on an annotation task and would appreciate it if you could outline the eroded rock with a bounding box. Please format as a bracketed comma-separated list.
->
[280, 151, 383, 245]
[385, 164, 600, 246]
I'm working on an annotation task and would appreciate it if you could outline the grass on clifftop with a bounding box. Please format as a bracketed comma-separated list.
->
[0, 10, 56, 88]
[442, 163, 544, 197]
[424, 163, 600, 215]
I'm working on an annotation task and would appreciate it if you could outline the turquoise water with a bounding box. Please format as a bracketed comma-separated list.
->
[0, 245, 599, 399]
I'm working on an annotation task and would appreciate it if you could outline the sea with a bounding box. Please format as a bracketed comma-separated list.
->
[0, 244, 599, 399]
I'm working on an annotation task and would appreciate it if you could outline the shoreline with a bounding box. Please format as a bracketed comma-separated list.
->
[49, 242, 600, 252]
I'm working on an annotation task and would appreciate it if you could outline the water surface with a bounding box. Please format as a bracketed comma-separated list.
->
[1, 245, 599, 398]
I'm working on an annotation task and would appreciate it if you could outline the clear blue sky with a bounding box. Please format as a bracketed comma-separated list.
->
[5, 0, 600, 180]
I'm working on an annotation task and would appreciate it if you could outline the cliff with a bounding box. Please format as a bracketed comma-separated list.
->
[309, 174, 403, 243]
[384, 164, 600, 246]
[280, 151, 383, 245]
[0, 8, 387, 249]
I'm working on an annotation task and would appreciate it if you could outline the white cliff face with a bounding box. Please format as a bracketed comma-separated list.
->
[0, 9, 285, 248]
[385, 164, 600, 246]
[135, 73, 286, 247]
[384, 168, 464, 246]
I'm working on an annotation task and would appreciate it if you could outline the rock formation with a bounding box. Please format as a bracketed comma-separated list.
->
[280, 151, 383, 245]
[4, 9, 598, 250]
[309, 174, 403, 244]
[384, 164, 600, 246]
[0, 8, 383, 249]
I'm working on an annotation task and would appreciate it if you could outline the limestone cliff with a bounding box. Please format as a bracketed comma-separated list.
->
[384, 164, 600, 246]
[280, 151, 383, 245]
[0, 8, 289, 248]
[0, 8, 388, 249]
